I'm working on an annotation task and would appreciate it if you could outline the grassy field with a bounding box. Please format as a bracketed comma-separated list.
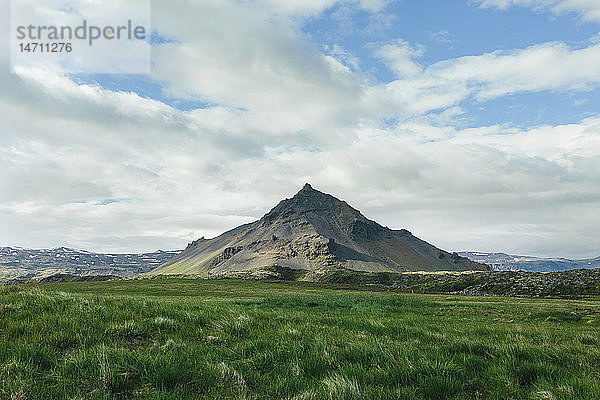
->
[1, 279, 599, 399]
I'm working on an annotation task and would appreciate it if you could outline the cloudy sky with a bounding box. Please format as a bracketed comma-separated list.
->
[1, 0, 599, 258]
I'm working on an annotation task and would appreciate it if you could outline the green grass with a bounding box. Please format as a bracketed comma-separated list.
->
[1, 279, 600, 399]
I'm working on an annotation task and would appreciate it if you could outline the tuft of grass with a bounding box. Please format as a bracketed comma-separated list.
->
[217, 362, 247, 393]
[578, 333, 598, 345]
[152, 316, 176, 330]
[105, 320, 146, 341]
[322, 373, 362, 400]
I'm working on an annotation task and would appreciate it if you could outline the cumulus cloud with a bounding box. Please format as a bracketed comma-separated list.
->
[430, 30, 455, 46]
[148, 0, 374, 139]
[374, 40, 424, 77]
[379, 41, 600, 114]
[260, 0, 389, 16]
[9, 0, 151, 74]
[2, 62, 599, 257]
[0, 0, 599, 258]
[477, 0, 600, 22]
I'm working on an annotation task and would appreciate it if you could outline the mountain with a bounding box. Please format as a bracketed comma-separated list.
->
[152, 184, 486, 276]
[460, 252, 600, 272]
[0, 247, 181, 282]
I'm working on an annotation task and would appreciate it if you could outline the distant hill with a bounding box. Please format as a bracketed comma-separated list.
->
[459, 252, 600, 272]
[151, 184, 486, 276]
[0, 247, 181, 282]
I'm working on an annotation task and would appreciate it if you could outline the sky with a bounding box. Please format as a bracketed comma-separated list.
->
[0, 0, 599, 258]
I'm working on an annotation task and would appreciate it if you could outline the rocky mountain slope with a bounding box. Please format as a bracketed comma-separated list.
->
[460, 252, 600, 272]
[151, 184, 486, 276]
[0, 247, 180, 282]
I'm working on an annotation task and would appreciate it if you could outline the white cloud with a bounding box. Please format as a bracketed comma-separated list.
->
[477, 0, 600, 22]
[149, 0, 373, 138]
[0, 0, 599, 259]
[10, 0, 151, 74]
[260, 0, 389, 16]
[380, 41, 600, 114]
[2, 63, 599, 257]
[374, 40, 424, 77]
[430, 30, 455, 47]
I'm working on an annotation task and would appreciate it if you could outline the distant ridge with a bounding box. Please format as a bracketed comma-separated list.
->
[460, 252, 600, 272]
[151, 184, 486, 275]
[0, 247, 181, 282]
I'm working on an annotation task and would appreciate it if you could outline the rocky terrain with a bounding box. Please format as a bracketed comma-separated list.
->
[195, 265, 600, 298]
[152, 184, 486, 276]
[7, 264, 600, 297]
[0, 247, 180, 283]
[321, 268, 600, 297]
[460, 251, 600, 272]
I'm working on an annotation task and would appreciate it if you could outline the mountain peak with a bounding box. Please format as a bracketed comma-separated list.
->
[297, 182, 316, 194]
[153, 186, 488, 275]
[263, 183, 336, 222]
[286, 183, 334, 206]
